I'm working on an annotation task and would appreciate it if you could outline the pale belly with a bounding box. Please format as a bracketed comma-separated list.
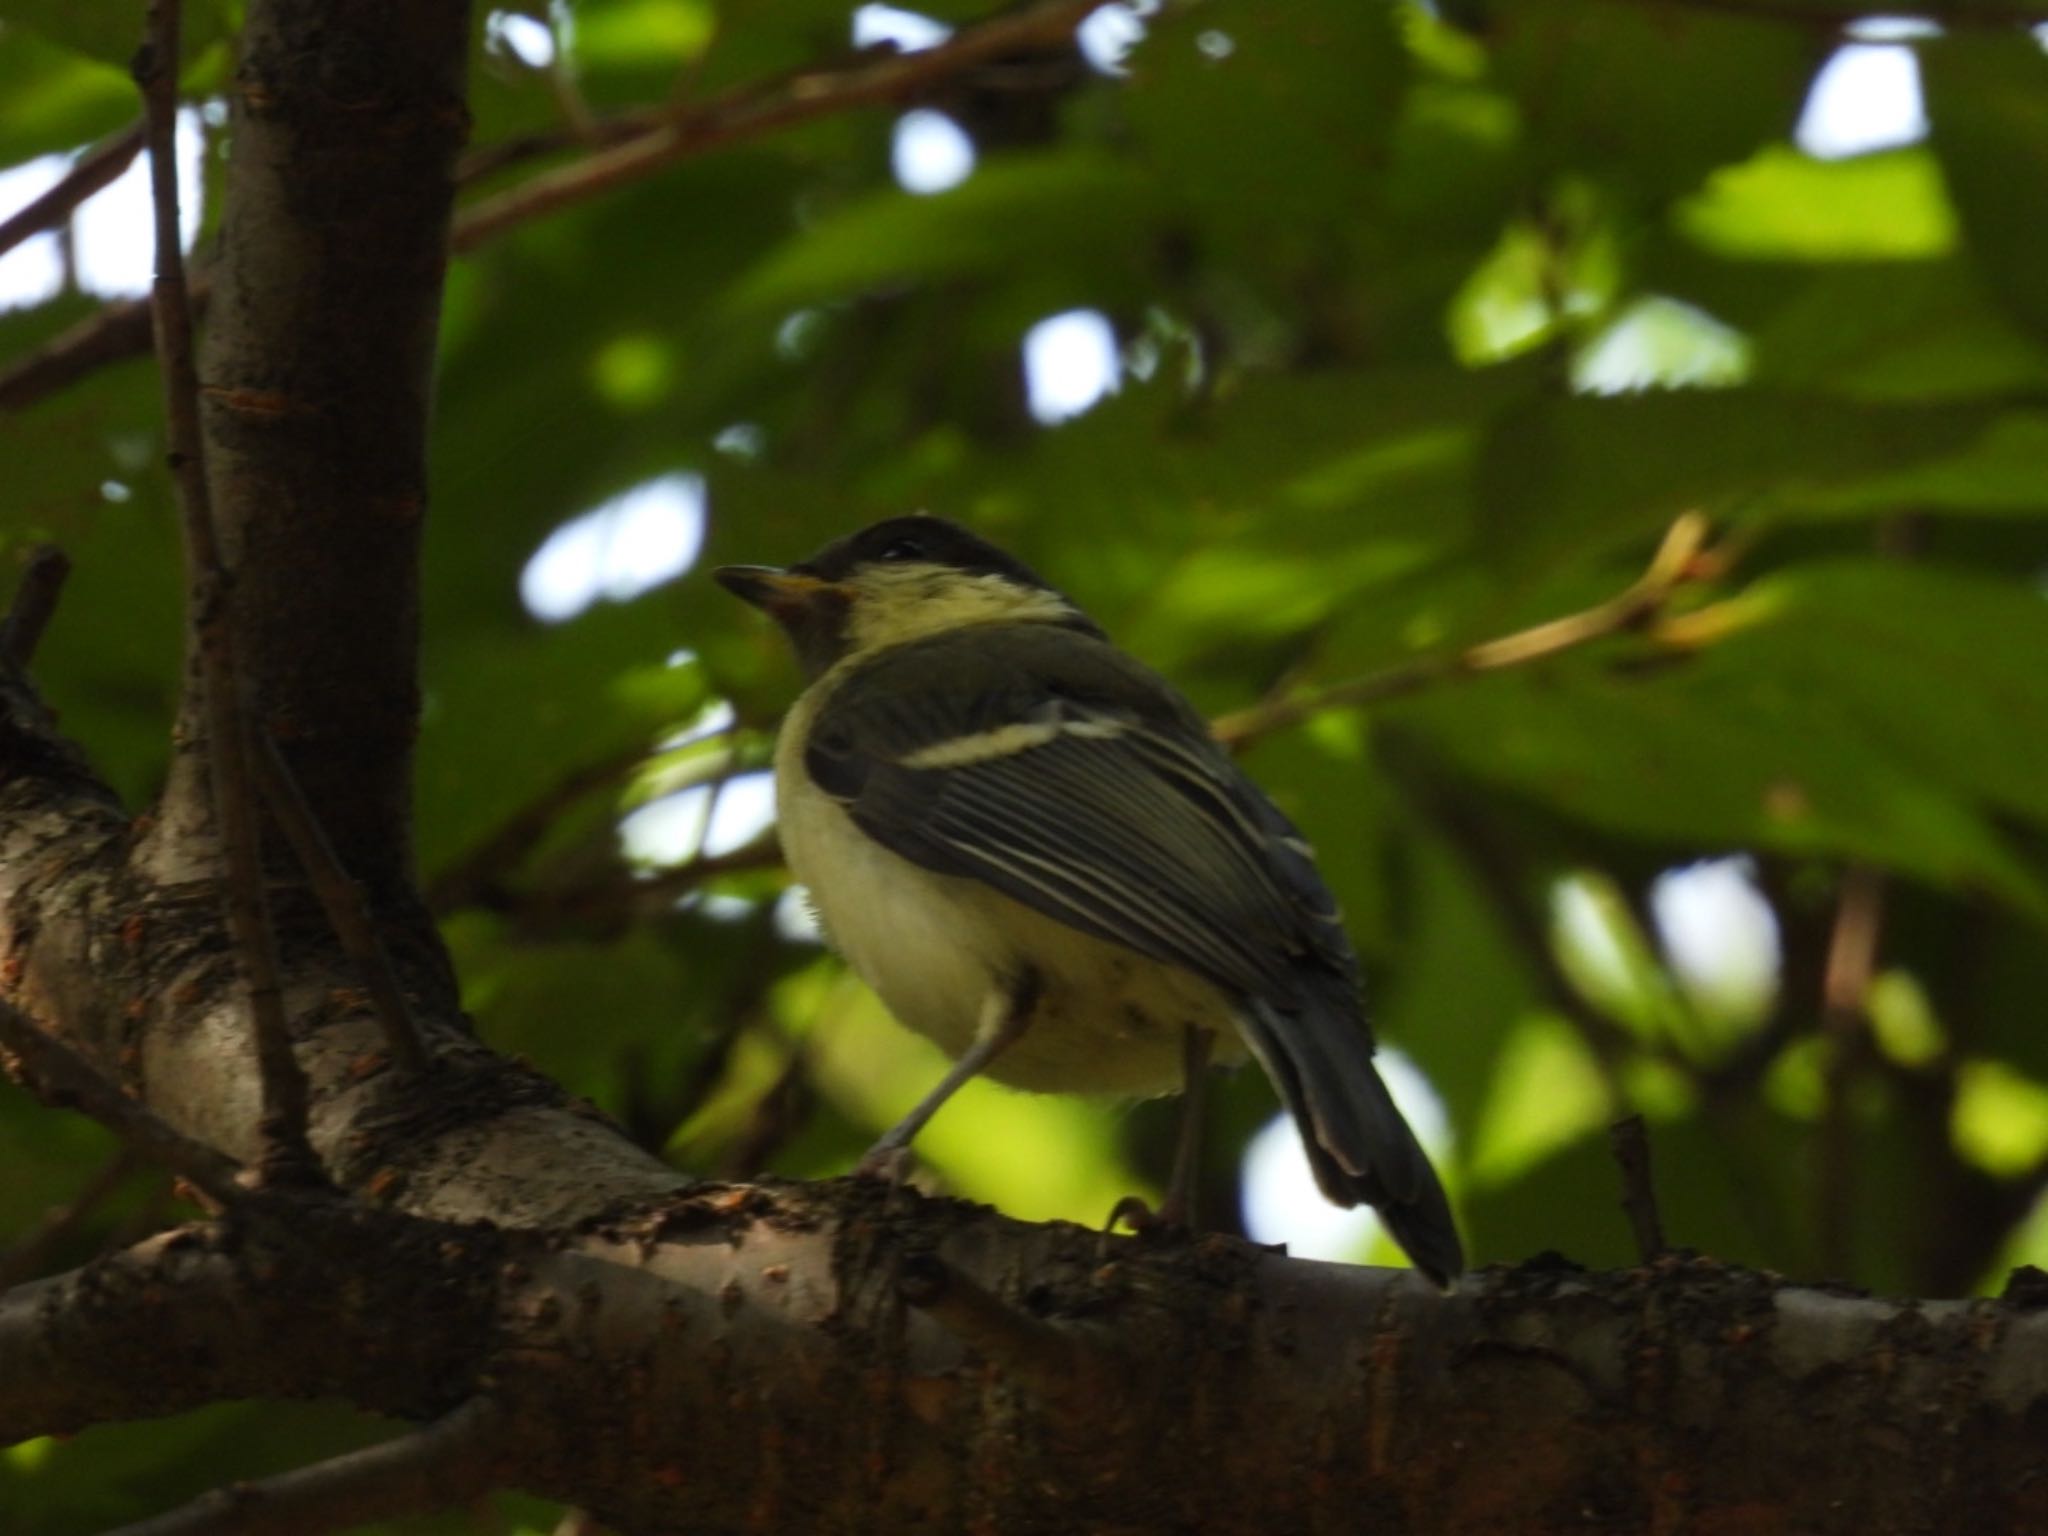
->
[774, 710, 1248, 1097]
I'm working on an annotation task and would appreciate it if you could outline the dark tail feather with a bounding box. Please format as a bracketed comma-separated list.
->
[1240, 1000, 1464, 1288]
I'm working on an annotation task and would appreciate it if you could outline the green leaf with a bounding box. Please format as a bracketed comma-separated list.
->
[1677, 145, 1958, 261]
[1695, 560, 2048, 830]
[724, 151, 1162, 317]
[1377, 831, 1542, 1140]
[0, 26, 134, 163]
[1747, 262, 2048, 400]
[1492, 0, 1818, 200]
[1922, 35, 2048, 347]
[1123, 0, 1408, 243]
[1385, 650, 2048, 920]
[0, 0, 233, 69]
[1476, 390, 1996, 566]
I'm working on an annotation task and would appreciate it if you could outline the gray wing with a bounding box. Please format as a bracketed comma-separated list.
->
[802, 625, 1356, 1009]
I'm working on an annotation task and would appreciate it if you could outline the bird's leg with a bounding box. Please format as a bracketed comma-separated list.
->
[1160, 1025, 1215, 1228]
[1105, 1024, 1215, 1236]
[855, 967, 1040, 1179]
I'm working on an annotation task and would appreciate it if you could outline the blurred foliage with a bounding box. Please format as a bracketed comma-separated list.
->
[7, 0, 2048, 1525]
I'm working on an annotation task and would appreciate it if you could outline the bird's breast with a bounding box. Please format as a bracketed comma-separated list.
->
[773, 693, 1247, 1097]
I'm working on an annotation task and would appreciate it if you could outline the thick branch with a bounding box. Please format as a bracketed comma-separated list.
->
[8, 1179, 2048, 1536]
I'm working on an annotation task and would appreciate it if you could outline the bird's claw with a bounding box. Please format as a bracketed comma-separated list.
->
[853, 1143, 916, 1185]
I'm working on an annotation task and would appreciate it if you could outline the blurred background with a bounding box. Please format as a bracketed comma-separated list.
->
[5, 0, 2048, 1526]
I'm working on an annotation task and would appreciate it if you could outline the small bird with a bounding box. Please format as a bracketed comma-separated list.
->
[716, 516, 1462, 1284]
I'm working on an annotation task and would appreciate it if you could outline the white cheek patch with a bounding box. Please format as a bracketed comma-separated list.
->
[844, 567, 1081, 655]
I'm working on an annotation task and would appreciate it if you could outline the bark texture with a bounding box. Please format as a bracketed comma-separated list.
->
[143, 0, 471, 896]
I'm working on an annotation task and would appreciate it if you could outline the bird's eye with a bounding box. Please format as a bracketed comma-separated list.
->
[877, 536, 925, 562]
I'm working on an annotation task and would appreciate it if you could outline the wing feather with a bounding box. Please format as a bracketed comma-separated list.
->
[808, 629, 1334, 1003]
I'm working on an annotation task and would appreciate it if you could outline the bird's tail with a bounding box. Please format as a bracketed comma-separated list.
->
[1240, 999, 1464, 1287]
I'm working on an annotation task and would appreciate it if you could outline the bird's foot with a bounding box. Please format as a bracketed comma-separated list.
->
[1099, 1193, 1196, 1260]
[853, 1142, 917, 1185]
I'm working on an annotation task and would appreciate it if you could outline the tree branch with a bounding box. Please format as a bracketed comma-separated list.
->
[102, 1397, 506, 1536]
[1213, 513, 1717, 748]
[0, 122, 145, 261]
[0, 1147, 137, 1289]
[0, 0, 1098, 416]
[451, 0, 1098, 249]
[1608, 1114, 1667, 1263]
[136, 0, 316, 1184]
[251, 732, 432, 1075]
[1, 543, 72, 672]
[0, 999, 248, 1211]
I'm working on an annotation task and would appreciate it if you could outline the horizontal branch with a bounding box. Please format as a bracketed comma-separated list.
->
[14, 1172, 2048, 1535]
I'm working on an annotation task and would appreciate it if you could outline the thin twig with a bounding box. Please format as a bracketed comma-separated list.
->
[510, 832, 784, 934]
[1816, 863, 1886, 1277]
[135, 0, 318, 1184]
[453, 0, 1095, 244]
[0, 1147, 138, 1289]
[1, 544, 73, 671]
[1, 0, 1096, 412]
[0, 291, 164, 413]
[0, 122, 146, 261]
[251, 733, 432, 1074]
[426, 743, 653, 914]
[101, 1397, 506, 1536]
[0, 1000, 248, 1212]
[1212, 513, 1715, 748]
[1608, 1115, 1667, 1265]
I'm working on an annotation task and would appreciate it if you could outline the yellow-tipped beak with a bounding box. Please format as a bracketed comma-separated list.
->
[713, 565, 845, 620]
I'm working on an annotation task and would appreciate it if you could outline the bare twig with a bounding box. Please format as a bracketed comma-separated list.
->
[1212, 513, 1716, 748]
[1, 544, 73, 671]
[136, 0, 317, 1184]
[426, 743, 653, 914]
[101, 1397, 506, 1536]
[2, 0, 1095, 413]
[0, 1000, 247, 1212]
[0, 123, 145, 261]
[1816, 863, 1886, 1277]
[0, 1147, 138, 1289]
[251, 733, 431, 1074]
[0, 292, 164, 413]
[1608, 1115, 1667, 1265]
[510, 832, 783, 934]
[454, 0, 1094, 244]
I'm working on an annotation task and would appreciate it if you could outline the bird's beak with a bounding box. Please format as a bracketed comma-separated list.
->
[713, 565, 847, 621]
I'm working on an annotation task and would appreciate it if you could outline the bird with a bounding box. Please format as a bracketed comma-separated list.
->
[715, 515, 1462, 1285]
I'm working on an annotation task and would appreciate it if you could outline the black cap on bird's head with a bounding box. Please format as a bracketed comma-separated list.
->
[716, 515, 1094, 676]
